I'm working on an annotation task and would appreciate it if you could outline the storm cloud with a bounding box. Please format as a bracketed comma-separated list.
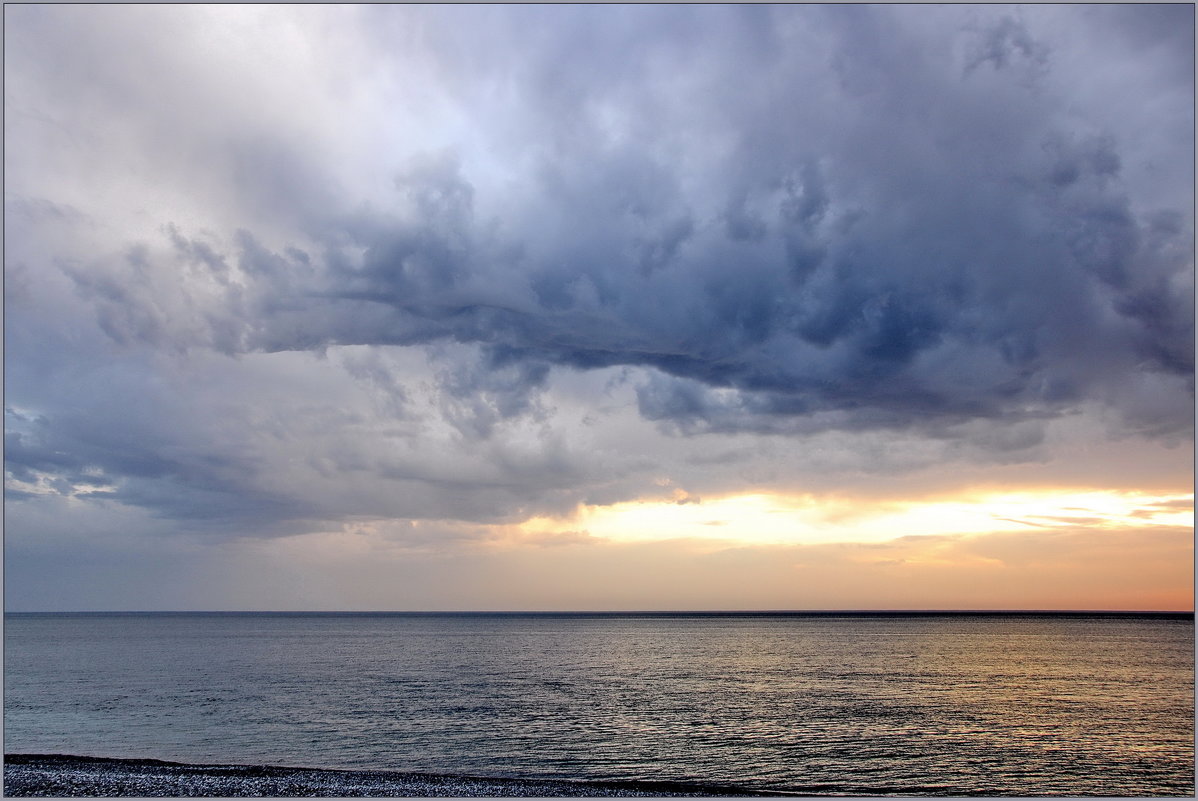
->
[30, 8, 1191, 425]
[4, 4, 1193, 595]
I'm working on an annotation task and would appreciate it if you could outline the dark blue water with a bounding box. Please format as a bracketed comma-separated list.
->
[4, 612, 1194, 795]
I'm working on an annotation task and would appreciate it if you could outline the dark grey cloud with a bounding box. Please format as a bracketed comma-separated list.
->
[2, 358, 321, 534]
[5, 4, 1193, 544]
[138, 24, 1188, 440]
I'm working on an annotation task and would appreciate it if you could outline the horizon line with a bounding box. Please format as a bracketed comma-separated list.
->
[6, 608, 1194, 616]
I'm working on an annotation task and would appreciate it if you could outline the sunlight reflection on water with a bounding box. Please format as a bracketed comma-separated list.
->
[5, 613, 1193, 795]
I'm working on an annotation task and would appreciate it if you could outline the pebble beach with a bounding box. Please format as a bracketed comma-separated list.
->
[4, 755, 782, 797]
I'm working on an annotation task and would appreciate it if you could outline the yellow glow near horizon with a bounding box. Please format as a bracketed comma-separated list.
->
[523, 489, 1194, 546]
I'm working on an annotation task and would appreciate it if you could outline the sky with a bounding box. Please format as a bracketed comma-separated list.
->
[4, 4, 1193, 612]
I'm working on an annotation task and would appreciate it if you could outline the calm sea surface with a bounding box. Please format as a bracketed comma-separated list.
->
[4, 612, 1194, 795]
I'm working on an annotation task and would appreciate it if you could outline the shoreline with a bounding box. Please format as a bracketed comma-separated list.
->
[3, 754, 790, 797]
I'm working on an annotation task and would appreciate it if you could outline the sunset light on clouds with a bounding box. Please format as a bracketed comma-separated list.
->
[547, 489, 1195, 545]
[4, 4, 1193, 612]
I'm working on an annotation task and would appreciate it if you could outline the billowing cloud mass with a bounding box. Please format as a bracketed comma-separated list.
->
[4, 5, 1193, 610]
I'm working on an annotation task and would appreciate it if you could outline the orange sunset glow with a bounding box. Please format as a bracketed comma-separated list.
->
[529, 488, 1196, 545]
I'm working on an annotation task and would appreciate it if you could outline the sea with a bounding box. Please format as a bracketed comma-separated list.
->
[4, 611, 1194, 796]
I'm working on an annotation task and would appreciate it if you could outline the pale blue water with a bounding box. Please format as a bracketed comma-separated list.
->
[4, 612, 1194, 795]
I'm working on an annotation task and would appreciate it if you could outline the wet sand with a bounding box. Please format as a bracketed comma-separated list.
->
[4, 754, 784, 797]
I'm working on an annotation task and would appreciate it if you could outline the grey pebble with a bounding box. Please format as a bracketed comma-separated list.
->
[4, 755, 780, 797]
